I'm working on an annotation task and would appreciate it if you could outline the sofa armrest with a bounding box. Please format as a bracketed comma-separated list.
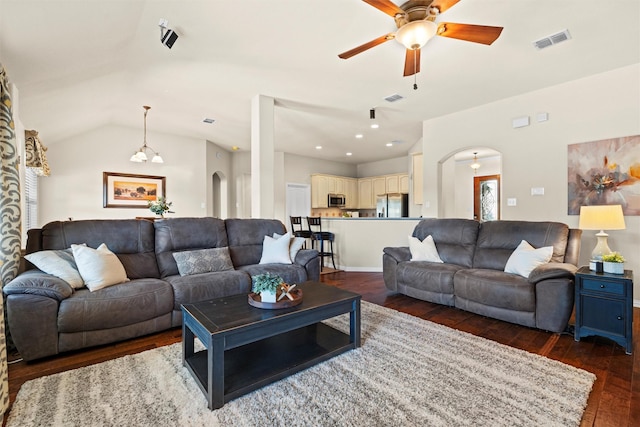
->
[3, 269, 74, 301]
[383, 247, 411, 263]
[294, 249, 320, 281]
[528, 262, 578, 284]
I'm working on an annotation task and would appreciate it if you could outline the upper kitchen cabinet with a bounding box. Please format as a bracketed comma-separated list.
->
[311, 174, 329, 208]
[344, 178, 358, 209]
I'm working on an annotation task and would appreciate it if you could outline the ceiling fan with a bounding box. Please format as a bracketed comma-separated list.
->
[338, 0, 504, 81]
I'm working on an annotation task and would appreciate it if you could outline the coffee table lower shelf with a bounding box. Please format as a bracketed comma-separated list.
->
[185, 322, 352, 405]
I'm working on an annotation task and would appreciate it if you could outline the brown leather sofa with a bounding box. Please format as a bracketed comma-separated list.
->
[4, 217, 320, 361]
[383, 218, 582, 333]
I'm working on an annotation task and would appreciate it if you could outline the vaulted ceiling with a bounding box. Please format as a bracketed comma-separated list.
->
[1, 0, 638, 164]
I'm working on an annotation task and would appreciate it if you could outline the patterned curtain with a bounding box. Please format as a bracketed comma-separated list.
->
[0, 64, 21, 419]
[25, 129, 50, 176]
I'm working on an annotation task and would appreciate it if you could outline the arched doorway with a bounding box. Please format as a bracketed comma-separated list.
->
[212, 171, 228, 218]
[439, 148, 502, 219]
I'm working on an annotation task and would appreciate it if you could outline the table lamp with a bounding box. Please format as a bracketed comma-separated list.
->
[578, 204, 626, 262]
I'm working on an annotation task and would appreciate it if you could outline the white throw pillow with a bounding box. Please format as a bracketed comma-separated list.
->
[25, 248, 84, 288]
[71, 243, 129, 291]
[259, 232, 293, 264]
[273, 232, 305, 262]
[408, 235, 443, 263]
[504, 240, 553, 278]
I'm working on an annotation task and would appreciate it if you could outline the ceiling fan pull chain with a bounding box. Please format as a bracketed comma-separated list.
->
[413, 49, 418, 90]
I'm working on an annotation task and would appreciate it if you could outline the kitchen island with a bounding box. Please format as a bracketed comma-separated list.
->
[313, 217, 421, 271]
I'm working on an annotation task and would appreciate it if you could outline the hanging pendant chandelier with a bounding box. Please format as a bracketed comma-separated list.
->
[470, 152, 481, 173]
[130, 106, 163, 163]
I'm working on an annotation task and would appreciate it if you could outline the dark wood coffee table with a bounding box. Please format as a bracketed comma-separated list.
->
[181, 281, 361, 409]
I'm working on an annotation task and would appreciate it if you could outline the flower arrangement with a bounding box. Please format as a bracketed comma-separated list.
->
[148, 196, 174, 217]
[602, 252, 625, 263]
[251, 273, 284, 294]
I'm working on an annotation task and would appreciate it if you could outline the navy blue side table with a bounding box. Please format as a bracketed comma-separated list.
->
[574, 266, 633, 354]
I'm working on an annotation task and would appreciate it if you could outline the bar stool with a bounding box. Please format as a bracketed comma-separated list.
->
[290, 216, 312, 249]
[306, 216, 336, 271]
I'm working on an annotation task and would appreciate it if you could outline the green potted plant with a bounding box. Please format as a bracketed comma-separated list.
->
[251, 273, 284, 303]
[602, 252, 625, 274]
[148, 196, 174, 218]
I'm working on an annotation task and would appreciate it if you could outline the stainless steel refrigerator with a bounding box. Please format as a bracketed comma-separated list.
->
[376, 193, 409, 218]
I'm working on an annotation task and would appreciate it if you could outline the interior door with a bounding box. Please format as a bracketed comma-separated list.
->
[474, 174, 500, 222]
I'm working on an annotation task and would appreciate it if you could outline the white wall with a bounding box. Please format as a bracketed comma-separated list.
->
[357, 155, 409, 177]
[421, 64, 640, 300]
[38, 125, 208, 224]
[283, 153, 357, 183]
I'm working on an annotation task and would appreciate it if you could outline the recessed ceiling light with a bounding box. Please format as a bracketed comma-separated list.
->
[355, 134, 363, 139]
[315, 146, 322, 150]
[231, 146, 240, 151]
[202, 118, 215, 124]
[371, 123, 379, 129]
[386, 143, 393, 147]
[346, 152, 353, 156]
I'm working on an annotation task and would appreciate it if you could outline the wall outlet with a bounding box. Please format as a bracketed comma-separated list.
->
[507, 198, 517, 206]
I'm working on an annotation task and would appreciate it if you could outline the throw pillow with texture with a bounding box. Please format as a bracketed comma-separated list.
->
[273, 232, 305, 262]
[172, 247, 234, 276]
[259, 232, 293, 264]
[409, 235, 444, 263]
[71, 243, 128, 292]
[504, 240, 553, 278]
[24, 248, 84, 289]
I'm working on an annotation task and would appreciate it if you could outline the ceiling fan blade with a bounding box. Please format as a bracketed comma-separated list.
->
[403, 48, 421, 76]
[338, 33, 394, 59]
[362, 0, 404, 17]
[430, 0, 461, 14]
[437, 22, 504, 45]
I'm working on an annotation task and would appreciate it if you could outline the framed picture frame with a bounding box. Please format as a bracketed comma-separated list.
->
[103, 172, 166, 209]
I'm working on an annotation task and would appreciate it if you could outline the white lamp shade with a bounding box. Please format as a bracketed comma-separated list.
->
[395, 20, 437, 50]
[151, 154, 164, 163]
[578, 205, 626, 230]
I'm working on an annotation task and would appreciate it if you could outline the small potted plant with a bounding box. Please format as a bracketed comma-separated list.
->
[602, 252, 625, 274]
[251, 273, 284, 303]
[148, 196, 174, 218]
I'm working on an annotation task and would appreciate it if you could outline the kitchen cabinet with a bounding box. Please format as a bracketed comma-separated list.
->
[311, 174, 329, 208]
[358, 178, 374, 209]
[344, 178, 358, 209]
[386, 175, 399, 193]
[373, 177, 386, 198]
[400, 174, 409, 193]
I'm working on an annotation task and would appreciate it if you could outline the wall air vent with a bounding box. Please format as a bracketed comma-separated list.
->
[533, 29, 571, 50]
[384, 94, 404, 103]
[202, 118, 215, 124]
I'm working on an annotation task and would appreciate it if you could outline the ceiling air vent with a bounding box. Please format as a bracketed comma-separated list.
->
[533, 29, 571, 50]
[202, 118, 215, 124]
[384, 93, 404, 103]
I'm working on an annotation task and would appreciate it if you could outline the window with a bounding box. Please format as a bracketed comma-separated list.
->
[24, 167, 38, 233]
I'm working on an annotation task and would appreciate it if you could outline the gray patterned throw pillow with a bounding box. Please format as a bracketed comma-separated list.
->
[172, 247, 234, 276]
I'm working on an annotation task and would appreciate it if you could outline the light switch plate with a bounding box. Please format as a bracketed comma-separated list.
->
[531, 187, 545, 196]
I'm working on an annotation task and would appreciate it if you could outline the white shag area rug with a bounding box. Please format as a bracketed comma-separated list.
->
[7, 302, 596, 427]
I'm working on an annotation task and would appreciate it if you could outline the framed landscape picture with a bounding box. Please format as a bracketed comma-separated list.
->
[103, 172, 166, 208]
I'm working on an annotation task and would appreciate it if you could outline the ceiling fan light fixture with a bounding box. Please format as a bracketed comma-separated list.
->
[395, 20, 437, 50]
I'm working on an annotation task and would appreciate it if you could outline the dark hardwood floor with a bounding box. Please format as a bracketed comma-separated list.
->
[5, 272, 639, 426]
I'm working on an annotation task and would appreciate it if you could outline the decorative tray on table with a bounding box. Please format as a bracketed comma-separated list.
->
[248, 288, 303, 309]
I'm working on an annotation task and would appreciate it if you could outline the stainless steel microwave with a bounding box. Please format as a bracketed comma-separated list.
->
[328, 194, 346, 207]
